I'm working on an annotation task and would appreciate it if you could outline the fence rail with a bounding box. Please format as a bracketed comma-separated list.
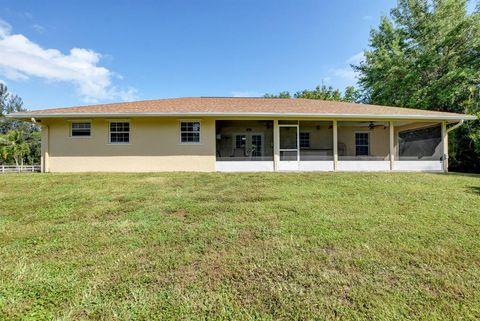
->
[0, 165, 41, 173]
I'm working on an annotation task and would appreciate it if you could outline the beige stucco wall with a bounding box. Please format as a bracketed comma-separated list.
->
[299, 122, 333, 150]
[42, 117, 216, 172]
[337, 124, 389, 159]
[39, 116, 444, 172]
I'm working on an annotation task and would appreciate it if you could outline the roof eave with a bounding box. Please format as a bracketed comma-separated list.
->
[6, 112, 477, 121]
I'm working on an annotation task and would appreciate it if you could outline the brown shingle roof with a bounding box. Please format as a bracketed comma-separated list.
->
[9, 97, 476, 120]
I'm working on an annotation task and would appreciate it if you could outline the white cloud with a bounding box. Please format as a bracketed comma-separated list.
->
[0, 18, 137, 103]
[329, 52, 364, 85]
[2, 68, 29, 81]
[346, 52, 364, 65]
[231, 91, 261, 97]
[0, 19, 11, 38]
[332, 68, 357, 82]
[32, 24, 45, 34]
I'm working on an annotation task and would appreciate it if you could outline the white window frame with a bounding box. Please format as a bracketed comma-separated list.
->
[68, 120, 92, 138]
[279, 124, 300, 162]
[233, 133, 247, 154]
[179, 120, 201, 144]
[232, 132, 265, 157]
[249, 132, 264, 157]
[354, 131, 370, 156]
[108, 120, 130, 144]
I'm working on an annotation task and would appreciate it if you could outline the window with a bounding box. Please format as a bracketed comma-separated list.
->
[71, 122, 91, 137]
[355, 132, 369, 156]
[251, 134, 263, 157]
[180, 121, 200, 143]
[235, 135, 246, 149]
[299, 132, 310, 148]
[109, 122, 130, 143]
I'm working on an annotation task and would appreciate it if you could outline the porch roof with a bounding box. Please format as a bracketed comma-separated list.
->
[8, 97, 476, 121]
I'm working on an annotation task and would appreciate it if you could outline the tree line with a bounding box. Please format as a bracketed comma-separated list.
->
[265, 0, 480, 173]
[264, 85, 360, 103]
[0, 84, 40, 166]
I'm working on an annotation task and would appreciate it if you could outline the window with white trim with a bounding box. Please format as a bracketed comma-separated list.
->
[235, 134, 246, 149]
[180, 121, 200, 143]
[355, 132, 369, 156]
[71, 122, 91, 137]
[109, 122, 130, 143]
[299, 132, 310, 149]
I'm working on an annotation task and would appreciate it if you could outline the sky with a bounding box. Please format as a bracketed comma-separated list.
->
[0, 0, 399, 110]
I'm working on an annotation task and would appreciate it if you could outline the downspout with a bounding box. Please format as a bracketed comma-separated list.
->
[44, 124, 49, 173]
[442, 120, 465, 173]
[30, 118, 39, 171]
[446, 120, 464, 134]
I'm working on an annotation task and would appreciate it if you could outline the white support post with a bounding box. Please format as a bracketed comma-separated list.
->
[442, 121, 448, 173]
[273, 119, 280, 171]
[389, 121, 395, 171]
[333, 120, 338, 171]
[296, 123, 300, 162]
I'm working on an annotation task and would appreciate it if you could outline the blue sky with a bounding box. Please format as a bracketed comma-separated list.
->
[0, 0, 398, 110]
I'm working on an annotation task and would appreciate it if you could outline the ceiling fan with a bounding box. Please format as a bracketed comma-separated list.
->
[366, 121, 387, 130]
[327, 122, 387, 129]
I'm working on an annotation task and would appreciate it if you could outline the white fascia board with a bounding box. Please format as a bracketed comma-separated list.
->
[6, 111, 477, 121]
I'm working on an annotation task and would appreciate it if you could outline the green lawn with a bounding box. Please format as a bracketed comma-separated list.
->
[0, 172, 479, 320]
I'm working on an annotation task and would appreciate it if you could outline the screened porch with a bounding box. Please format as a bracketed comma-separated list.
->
[215, 119, 446, 172]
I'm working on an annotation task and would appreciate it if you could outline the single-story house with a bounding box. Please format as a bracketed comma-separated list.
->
[9, 97, 476, 173]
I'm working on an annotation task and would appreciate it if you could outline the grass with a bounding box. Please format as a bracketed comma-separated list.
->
[0, 172, 479, 320]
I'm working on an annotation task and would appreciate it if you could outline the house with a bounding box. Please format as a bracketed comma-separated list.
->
[9, 97, 476, 173]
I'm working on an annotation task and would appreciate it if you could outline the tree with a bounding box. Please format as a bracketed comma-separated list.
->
[0, 130, 31, 167]
[264, 91, 292, 98]
[0, 84, 29, 133]
[264, 85, 360, 102]
[353, 0, 480, 172]
[295, 85, 360, 103]
[0, 84, 40, 165]
[343, 86, 361, 104]
[295, 85, 341, 100]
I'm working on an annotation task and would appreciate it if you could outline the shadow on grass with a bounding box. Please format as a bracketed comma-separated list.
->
[447, 172, 480, 178]
[467, 186, 480, 195]
[430, 172, 480, 178]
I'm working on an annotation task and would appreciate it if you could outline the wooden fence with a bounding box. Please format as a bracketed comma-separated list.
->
[0, 165, 41, 173]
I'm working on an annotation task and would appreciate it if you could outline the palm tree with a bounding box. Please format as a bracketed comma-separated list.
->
[0, 130, 31, 167]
